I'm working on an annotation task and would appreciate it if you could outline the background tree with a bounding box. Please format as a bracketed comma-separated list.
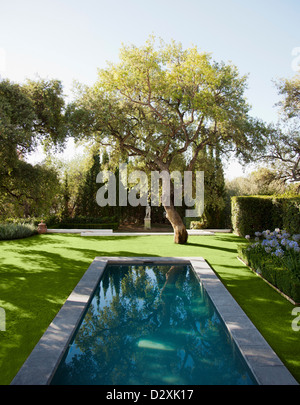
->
[68, 37, 267, 243]
[225, 167, 286, 197]
[0, 160, 61, 218]
[0, 77, 68, 219]
[194, 144, 226, 228]
[22, 77, 68, 149]
[276, 74, 300, 119]
[75, 150, 102, 217]
[260, 74, 300, 184]
[0, 79, 36, 177]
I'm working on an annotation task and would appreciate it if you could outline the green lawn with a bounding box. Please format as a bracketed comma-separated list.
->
[0, 232, 299, 384]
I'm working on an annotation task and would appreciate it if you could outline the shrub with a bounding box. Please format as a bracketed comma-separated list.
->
[231, 196, 300, 237]
[190, 220, 207, 229]
[3, 216, 59, 227]
[0, 223, 37, 240]
[238, 228, 300, 302]
[53, 222, 119, 230]
[59, 216, 118, 224]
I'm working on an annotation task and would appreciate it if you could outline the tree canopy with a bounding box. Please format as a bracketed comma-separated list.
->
[260, 74, 300, 184]
[0, 77, 67, 218]
[68, 37, 267, 243]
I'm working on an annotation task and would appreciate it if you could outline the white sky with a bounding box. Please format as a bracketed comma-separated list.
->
[1, 0, 299, 179]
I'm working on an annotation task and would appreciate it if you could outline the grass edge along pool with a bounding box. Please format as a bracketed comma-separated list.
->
[11, 257, 298, 386]
[50, 261, 257, 385]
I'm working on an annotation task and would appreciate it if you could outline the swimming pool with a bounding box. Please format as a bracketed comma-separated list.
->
[11, 257, 298, 385]
[50, 262, 256, 385]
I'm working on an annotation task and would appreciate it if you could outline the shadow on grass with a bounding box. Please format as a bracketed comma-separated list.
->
[64, 246, 161, 259]
[213, 234, 246, 243]
[0, 234, 67, 247]
[186, 242, 237, 254]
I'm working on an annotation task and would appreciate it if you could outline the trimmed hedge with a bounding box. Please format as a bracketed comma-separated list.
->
[238, 244, 300, 303]
[51, 222, 119, 230]
[231, 196, 300, 237]
[57, 216, 118, 224]
[3, 216, 120, 230]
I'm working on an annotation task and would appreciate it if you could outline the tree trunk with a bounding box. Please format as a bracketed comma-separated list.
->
[164, 204, 188, 244]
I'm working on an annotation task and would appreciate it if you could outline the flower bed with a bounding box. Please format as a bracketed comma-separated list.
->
[238, 228, 300, 304]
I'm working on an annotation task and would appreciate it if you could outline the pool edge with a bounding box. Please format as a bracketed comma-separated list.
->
[10, 256, 298, 386]
[188, 257, 298, 386]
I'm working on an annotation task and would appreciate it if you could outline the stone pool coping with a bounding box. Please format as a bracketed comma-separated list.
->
[11, 257, 298, 385]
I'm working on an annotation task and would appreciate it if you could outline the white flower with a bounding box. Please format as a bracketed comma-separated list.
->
[275, 228, 281, 233]
[255, 232, 261, 237]
[245, 235, 250, 240]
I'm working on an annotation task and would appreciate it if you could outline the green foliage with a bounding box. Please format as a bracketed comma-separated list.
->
[240, 244, 300, 303]
[0, 223, 37, 240]
[53, 216, 118, 224]
[276, 73, 300, 120]
[52, 223, 119, 230]
[231, 196, 300, 236]
[22, 78, 67, 148]
[194, 145, 226, 228]
[0, 160, 61, 218]
[75, 152, 102, 217]
[0, 77, 68, 220]
[259, 74, 300, 183]
[70, 37, 266, 167]
[67, 37, 268, 240]
[282, 198, 300, 235]
[238, 228, 300, 302]
[226, 167, 286, 196]
[3, 216, 58, 227]
[190, 220, 207, 229]
[0, 79, 36, 174]
[48, 215, 119, 230]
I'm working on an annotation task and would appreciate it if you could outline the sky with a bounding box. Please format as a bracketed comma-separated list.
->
[1, 0, 299, 179]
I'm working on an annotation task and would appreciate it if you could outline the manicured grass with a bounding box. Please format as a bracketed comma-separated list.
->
[0, 233, 299, 384]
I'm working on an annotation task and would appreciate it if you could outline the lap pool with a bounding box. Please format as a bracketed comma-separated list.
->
[11, 257, 298, 385]
[51, 262, 256, 385]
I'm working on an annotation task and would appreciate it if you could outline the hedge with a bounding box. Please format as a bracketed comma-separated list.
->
[2, 216, 120, 230]
[51, 222, 119, 230]
[56, 216, 118, 224]
[238, 244, 300, 303]
[231, 196, 300, 237]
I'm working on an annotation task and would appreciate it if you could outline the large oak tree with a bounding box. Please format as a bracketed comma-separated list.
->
[68, 37, 266, 243]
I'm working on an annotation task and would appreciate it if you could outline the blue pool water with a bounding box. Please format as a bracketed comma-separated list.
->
[51, 263, 257, 385]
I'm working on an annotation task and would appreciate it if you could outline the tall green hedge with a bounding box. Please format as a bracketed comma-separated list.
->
[231, 196, 300, 236]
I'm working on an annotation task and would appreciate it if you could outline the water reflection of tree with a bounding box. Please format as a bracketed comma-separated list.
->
[52, 264, 253, 385]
